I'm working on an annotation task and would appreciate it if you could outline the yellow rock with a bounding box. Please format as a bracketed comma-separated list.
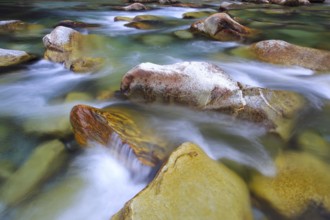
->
[0, 140, 68, 206]
[0, 48, 34, 67]
[112, 142, 253, 220]
[249, 151, 330, 218]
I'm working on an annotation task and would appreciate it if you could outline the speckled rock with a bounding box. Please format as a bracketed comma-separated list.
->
[0, 48, 34, 67]
[249, 151, 330, 219]
[0, 140, 68, 206]
[232, 40, 330, 72]
[43, 26, 104, 73]
[190, 13, 254, 42]
[112, 142, 253, 220]
[120, 61, 305, 139]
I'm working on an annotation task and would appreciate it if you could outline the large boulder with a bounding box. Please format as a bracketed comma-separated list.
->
[249, 151, 330, 219]
[113, 3, 148, 11]
[70, 104, 171, 167]
[232, 40, 330, 72]
[120, 61, 305, 139]
[112, 142, 253, 220]
[0, 48, 34, 68]
[190, 13, 254, 42]
[42, 26, 103, 73]
[0, 140, 68, 207]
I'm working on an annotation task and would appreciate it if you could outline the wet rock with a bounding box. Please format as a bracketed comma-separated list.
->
[232, 40, 330, 72]
[114, 16, 133, 22]
[0, 140, 68, 206]
[0, 20, 26, 31]
[112, 142, 253, 220]
[182, 10, 216, 19]
[23, 115, 71, 138]
[54, 20, 100, 29]
[297, 130, 330, 161]
[114, 3, 148, 11]
[139, 34, 174, 46]
[0, 48, 34, 67]
[124, 15, 166, 30]
[158, 0, 180, 4]
[249, 151, 330, 219]
[70, 104, 170, 167]
[120, 61, 305, 138]
[173, 30, 194, 39]
[65, 92, 93, 103]
[190, 13, 254, 42]
[42, 26, 104, 73]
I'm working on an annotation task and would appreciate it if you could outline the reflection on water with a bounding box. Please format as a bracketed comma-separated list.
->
[0, 0, 330, 219]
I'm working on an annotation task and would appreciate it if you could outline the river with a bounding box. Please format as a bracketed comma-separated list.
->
[0, 0, 330, 219]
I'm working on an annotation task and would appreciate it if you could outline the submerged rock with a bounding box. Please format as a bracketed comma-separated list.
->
[232, 40, 330, 72]
[112, 142, 253, 220]
[54, 20, 100, 29]
[249, 151, 330, 219]
[0, 140, 68, 206]
[0, 48, 34, 67]
[120, 61, 305, 138]
[190, 13, 254, 42]
[182, 10, 216, 19]
[42, 26, 104, 73]
[70, 104, 171, 167]
[0, 20, 26, 31]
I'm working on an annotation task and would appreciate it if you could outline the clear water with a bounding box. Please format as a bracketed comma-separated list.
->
[0, 0, 329, 219]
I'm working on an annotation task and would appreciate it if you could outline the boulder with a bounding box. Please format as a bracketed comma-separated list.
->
[115, 3, 148, 11]
[270, 0, 310, 5]
[112, 142, 253, 220]
[120, 61, 305, 138]
[249, 151, 330, 219]
[0, 20, 26, 31]
[182, 10, 216, 19]
[70, 104, 171, 167]
[232, 40, 330, 72]
[0, 48, 34, 67]
[42, 26, 103, 73]
[190, 13, 254, 42]
[0, 140, 68, 206]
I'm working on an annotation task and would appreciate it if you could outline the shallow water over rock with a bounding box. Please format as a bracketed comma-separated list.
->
[0, 0, 330, 219]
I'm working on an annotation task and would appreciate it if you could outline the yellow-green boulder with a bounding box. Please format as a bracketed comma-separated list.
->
[112, 142, 252, 220]
[249, 151, 330, 219]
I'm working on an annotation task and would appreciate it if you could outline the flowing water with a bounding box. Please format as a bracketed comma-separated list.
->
[0, 0, 330, 219]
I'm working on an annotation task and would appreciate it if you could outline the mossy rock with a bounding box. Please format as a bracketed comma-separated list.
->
[249, 151, 330, 219]
[0, 48, 34, 68]
[182, 10, 216, 19]
[112, 143, 253, 220]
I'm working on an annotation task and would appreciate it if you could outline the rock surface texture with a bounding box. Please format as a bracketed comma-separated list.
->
[249, 151, 330, 219]
[43, 26, 103, 73]
[190, 13, 254, 41]
[70, 104, 170, 167]
[0, 48, 34, 67]
[248, 40, 330, 71]
[112, 142, 253, 220]
[121, 61, 304, 138]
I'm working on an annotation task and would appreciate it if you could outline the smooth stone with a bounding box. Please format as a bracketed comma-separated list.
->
[65, 92, 93, 103]
[122, 3, 148, 11]
[23, 116, 71, 138]
[233, 40, 330, 72]
[43, 26, 104, 73]
[0, 20, 26, 31]
[297, 130, 330, 161]
[114, 16, 133, 22]
[182, 10, 216, 19]
[249, 151, 330, 219]
[0, 140, 68, 206]
[70, 104, 171, 167]
[0, 48, 34, 67]
[112, 142, 253, 220]
[120, 61, 305, 139]
[173, 30, 194, 39]
[54, 20, 100, 28]
[190, 13, 255, 42]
